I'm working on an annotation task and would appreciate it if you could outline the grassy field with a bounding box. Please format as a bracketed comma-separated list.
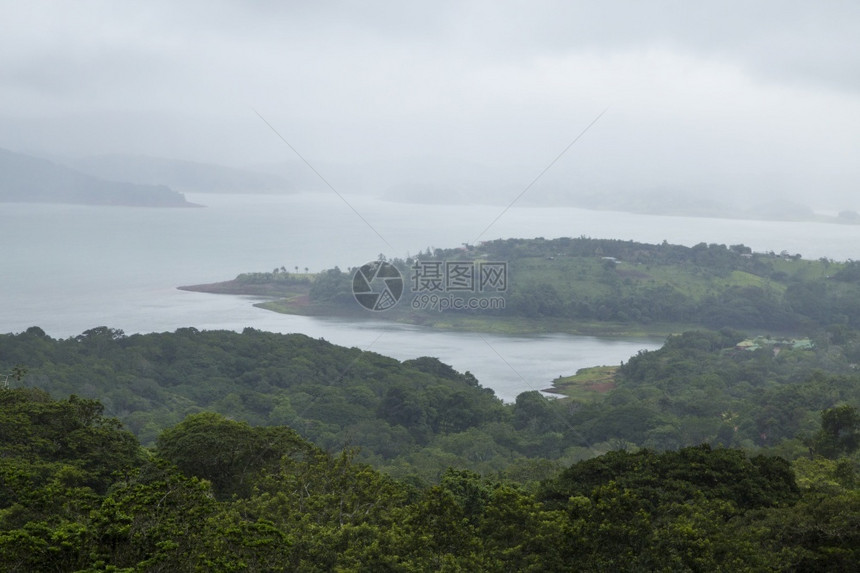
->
[513, 256, 794, 302]
[543, 366, 619, 400]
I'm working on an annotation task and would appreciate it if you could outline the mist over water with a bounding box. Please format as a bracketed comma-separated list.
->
[4, 193, 860, 399]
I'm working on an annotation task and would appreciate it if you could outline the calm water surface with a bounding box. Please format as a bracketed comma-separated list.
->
[3, 193, 859, 400]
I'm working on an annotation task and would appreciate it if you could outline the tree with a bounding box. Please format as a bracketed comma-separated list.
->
[156, 412, 314, 499]
[811, 405, 860, 458]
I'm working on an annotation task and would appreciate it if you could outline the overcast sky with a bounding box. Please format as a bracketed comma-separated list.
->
[2, 1, 859, 206]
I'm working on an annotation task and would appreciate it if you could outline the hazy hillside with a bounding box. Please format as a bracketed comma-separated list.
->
[202, 237, 860, 336]
[70, 154, 296, 194]
[0, 148, 195, 207]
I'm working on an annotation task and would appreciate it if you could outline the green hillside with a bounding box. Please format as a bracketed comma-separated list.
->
[184, 237, 860, 336]
[3, 326, 860, 482]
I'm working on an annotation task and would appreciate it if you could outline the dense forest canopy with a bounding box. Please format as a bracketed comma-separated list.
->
[2, 326, 859, 481]
[1, 388, 858, 571]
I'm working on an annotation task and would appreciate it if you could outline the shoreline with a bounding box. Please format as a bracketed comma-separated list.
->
[178, 280, 683, 339]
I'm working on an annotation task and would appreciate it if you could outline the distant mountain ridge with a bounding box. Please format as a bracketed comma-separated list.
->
[0, 148, 196, 207]
[68, 154, 296, 194]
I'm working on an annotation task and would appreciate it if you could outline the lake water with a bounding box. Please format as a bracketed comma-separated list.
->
[3, 193, 860, 400]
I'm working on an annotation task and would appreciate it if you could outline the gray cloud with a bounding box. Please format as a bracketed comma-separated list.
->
[1, 1, 858, 207]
